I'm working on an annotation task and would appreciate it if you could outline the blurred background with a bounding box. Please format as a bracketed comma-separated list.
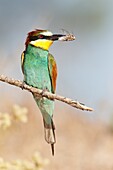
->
[0, 0, 113, 169]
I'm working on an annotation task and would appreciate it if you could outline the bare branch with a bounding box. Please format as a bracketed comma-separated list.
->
[0, 75, 93, 111]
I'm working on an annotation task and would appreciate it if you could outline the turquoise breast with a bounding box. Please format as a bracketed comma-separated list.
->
[23, 45, 52, 92]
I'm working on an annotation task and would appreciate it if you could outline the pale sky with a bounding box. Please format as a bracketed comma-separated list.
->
[0, 0, 113, 122]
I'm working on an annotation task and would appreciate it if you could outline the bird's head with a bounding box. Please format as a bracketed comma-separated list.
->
[25, 29, 75, 50]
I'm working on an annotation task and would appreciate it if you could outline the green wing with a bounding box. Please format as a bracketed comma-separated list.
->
[48, 53, 57, 93]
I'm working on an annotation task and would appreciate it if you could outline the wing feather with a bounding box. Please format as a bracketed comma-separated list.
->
[48, 53, 57, 93]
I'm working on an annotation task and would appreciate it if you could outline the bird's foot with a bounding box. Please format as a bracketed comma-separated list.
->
[41, 87, 49, 96]
[21, 81, 25, 90]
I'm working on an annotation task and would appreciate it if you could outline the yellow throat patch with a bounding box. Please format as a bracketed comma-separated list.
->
[30, 39, 53, 50]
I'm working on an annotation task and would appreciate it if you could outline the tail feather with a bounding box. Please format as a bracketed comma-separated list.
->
[43, 119, 56, 156]
[51, 144, 54, 156]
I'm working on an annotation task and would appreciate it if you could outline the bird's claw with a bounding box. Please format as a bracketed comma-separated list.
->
[21, 81, 25, 90]
[41, 88, 49, 96]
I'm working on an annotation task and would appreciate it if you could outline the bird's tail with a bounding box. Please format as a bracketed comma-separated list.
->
[43, 118, 56, 156]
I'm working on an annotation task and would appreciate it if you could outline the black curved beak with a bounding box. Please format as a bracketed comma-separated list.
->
[49, 34, 76, 41]
[49, 34, 66, 41]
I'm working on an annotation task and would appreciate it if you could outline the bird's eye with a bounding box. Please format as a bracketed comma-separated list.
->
[38, 34, 44, 39]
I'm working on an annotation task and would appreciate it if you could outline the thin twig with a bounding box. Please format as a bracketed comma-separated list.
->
[0, 75, 93, 111]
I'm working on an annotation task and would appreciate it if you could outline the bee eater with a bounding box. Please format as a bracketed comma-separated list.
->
[21, 29, 74, 155]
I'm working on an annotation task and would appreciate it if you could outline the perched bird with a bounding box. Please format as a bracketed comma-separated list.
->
[21, 29, 75, 155]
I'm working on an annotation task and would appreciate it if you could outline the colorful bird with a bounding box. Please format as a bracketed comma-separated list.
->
[21, 29, 75, 155]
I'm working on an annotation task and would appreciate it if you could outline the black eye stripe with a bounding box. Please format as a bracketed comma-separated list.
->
[30, 35, 49, 41]
[30, 36, 39, 41]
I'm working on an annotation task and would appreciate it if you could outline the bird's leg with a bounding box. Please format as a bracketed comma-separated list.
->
[41, 87, 49, 96]
[21, 80, 26, 90]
